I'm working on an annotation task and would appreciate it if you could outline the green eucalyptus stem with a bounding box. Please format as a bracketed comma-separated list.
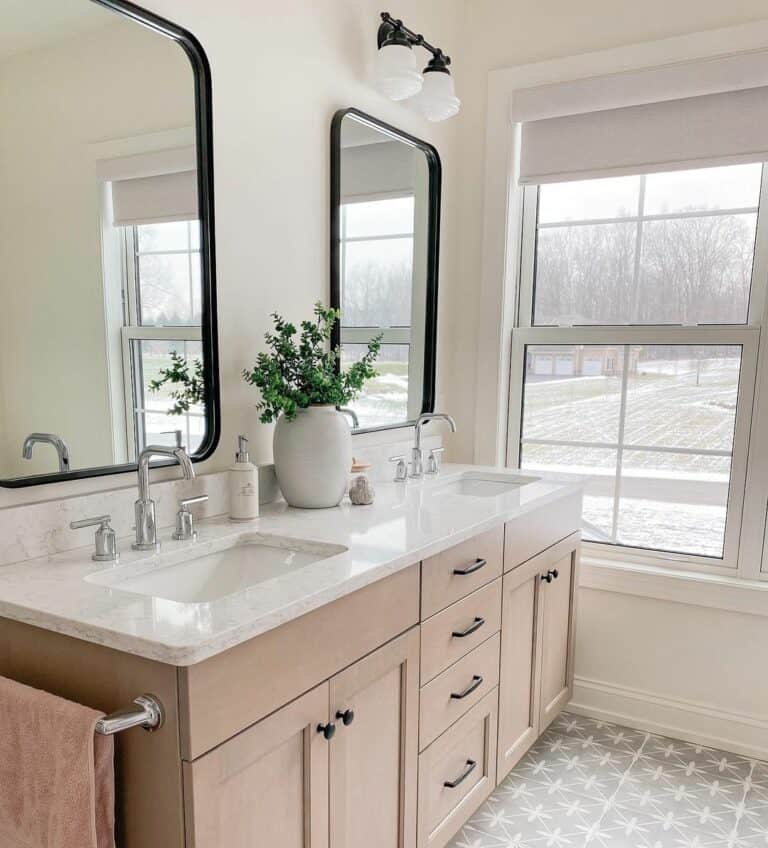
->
[242, 302, 382, 423]
[149, 351, 205, 415]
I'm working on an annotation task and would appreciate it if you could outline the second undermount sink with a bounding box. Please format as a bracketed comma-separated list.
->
[85, 533, 346, 604]
[435, 471, 540, 498]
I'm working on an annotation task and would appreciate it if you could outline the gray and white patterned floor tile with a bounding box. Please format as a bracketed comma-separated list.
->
[449, 713, 766, 848]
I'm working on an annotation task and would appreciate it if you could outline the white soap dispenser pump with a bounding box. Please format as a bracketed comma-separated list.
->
[229, 435, 259, 521]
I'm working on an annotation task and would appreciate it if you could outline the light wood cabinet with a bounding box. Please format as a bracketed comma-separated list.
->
[497, 532, 580, 781]
[420, 579, 502, 684]
[417, 690, 498, 848]
[0, 518, 581, 848]
[183, 683, 329, 848]
[538, 534, 579, 732]
[419, 634, 500, 751]
[497, 556, 543, 780]
[421, 526, 504, 619]
[184, 628, 420, 848]
[329, 629, 420, 848]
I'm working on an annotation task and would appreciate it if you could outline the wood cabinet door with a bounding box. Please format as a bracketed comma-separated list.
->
[329, 628, 420, 848]
[538, 533, 580, 733]
[496, 555, 543, 781]
[183, 682, 330, 848]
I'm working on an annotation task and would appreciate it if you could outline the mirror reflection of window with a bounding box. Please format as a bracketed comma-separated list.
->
[340, 195, 415, 426]
[335, 113, 436, 431]
[102, 140, 204, 463]
[124, 221, 204, 457]
[0, 0, 212, 483]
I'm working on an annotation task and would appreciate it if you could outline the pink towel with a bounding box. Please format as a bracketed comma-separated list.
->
[0, 676, 115, 848]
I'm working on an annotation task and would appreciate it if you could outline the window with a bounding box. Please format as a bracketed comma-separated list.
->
[121, 221, 204, 457]
[510, 163, 765, 568]
[339, 194, 415, 428]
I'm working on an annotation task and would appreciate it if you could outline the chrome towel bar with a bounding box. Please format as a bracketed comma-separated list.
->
[95, 694, 164, 736]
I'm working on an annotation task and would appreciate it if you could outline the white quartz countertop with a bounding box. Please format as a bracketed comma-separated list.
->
[0, 465, 582, 666]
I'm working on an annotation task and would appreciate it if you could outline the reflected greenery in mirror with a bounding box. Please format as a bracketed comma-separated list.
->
[0, 0, 218, 487]
[330, 109, 441, 432]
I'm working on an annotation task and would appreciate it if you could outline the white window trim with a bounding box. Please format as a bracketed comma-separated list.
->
[474, 20, 768, 591]
[120, 225, 203, 460]
[508, 325, 759, 575]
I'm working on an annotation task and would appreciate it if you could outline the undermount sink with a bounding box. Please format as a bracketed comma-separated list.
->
[85, 533, 346, 604]
[435, 471, 539, 498]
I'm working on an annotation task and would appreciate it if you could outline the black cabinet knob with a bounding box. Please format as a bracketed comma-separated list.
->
[336, 708, 355, 726]
[551, 568, 559, 580]
[317, 722, 336, 740]
[541, 571, 553, 583]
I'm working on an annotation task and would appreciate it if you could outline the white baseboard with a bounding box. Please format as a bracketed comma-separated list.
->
[570, 676, 768, 762]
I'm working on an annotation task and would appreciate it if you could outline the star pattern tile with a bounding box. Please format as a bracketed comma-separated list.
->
[449, 713, 766, 848]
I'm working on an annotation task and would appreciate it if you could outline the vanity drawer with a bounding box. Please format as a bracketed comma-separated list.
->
[421, 526, 504, 619]
[419, 633, 500, 751]
[420, 579, 501, 684]
[417, 689, 498, 848]
[178, 564, 419, 760]
[504, 490, 582, 572]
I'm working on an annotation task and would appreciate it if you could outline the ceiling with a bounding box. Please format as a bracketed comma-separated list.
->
[0, 0, 117, 62]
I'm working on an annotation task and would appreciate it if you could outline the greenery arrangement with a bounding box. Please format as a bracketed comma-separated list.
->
[243, 302, 381, 423]
[149, 351, 205, 415]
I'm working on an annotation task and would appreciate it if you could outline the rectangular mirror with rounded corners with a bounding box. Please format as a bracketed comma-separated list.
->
[330, 108, 441, 433]
[0, 0, 219, 487]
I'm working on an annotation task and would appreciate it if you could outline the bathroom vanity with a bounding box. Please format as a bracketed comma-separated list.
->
[0, 467, 582, 848]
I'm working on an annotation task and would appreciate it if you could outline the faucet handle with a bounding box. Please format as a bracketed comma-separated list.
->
[173, 495, 209, 541]
[425, 447, 445, 475]
[70, 515, 118, 563]
[388, 455, 408, 482]
[180, 495, 209, 509]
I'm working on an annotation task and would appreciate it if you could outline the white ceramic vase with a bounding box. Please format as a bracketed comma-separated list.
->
[273, 405, 352, 508]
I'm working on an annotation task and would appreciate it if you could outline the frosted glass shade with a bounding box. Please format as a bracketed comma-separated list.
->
[375, 44, 423, 101]
[413, 70, 460, 121]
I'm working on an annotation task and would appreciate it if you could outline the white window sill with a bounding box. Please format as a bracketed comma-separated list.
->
[580, 555, 768, 617]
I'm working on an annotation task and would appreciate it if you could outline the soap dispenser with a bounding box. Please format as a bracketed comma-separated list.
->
[229, 435, 259, 521]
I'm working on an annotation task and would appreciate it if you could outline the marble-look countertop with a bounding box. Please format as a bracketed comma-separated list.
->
[0, 465, 582, 666]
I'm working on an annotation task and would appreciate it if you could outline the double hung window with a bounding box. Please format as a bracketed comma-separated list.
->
[509, 163, 766, 569]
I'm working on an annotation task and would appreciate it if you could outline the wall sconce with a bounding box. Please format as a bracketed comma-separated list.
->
[374, 12, 460, 122]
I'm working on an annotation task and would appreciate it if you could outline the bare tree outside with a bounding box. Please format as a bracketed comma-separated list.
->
[520, 163, 761, 559]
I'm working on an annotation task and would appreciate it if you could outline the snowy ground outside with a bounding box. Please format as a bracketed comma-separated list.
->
[520, 355, 739, 558]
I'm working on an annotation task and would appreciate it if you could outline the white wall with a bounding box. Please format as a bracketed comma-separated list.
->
[445, 0, 768, 463]
[0, 0, 465, 505]
[450, 2, 768, 757]
[0, 20, 193, 477]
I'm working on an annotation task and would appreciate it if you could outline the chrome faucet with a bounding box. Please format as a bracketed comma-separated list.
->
[133, 445, 195, 551]
[338, 407, 360, 428]
[410, 413, 457, 478]
[22, 433, 71, 473]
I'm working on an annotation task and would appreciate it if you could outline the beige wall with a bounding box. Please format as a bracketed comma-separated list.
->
[0, 20, 193, 477]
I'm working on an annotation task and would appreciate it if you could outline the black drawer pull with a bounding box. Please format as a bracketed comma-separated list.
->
[453, 558, 487, 576]
[450, 675, 483, 700]
[444, 759, 477, 789]
[451, 616, 485, 638]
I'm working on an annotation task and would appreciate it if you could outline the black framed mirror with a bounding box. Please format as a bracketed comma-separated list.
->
[0, 0, 219, 487]
[330, 108, 441, 433]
